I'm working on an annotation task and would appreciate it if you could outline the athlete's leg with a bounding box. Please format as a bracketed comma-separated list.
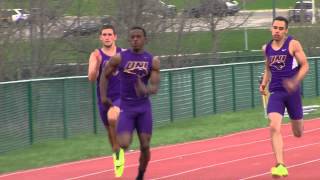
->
[267, 91, 286, 168]
[135, 104, 153, 180]
[267, 91, 288, 176]
[98, 104, 119, 151]
[117, 109, 136, 150]
[117, 132, 133, 150]
[108, 99, 121, 124]
[268, 112, 289, 177]
[105, 125, 120, 151]
[99, 105, 124, 177]
[100, 99, 124, 177]
[114, 108, 136, 177]
[286, 90, 304, 137]
[268, 112, 284, 164]
[136, 133, 151, 180]
[107, 99, 121, 151]
[291, 120, 303, 137]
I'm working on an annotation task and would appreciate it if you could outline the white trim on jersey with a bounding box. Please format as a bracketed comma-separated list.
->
[292, 57, 299, 69]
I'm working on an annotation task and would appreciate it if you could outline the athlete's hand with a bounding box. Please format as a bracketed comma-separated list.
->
[259, 84, 267, 95]
[135, 76, 148, 97]
[283, 78, 299, 93]
[101, 96, 113, 107]
[93, 49, 101, 61]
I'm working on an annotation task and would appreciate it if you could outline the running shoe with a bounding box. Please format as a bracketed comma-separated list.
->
[271, 164, 288, 177]
[113, 148, 125, 177]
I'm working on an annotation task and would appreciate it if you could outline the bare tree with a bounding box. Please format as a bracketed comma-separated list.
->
[186, 0, 249, 61]
[28, 0, 75, 78]
[159, 0, 251, 67]
[0, 0, 74, 81]
[115, 0, 173, 32]
[294, 26, 320, 56]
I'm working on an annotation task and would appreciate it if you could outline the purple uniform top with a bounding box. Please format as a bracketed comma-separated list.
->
[265, 36, 300, 92]
[116, 49, 154, 134]
[265, 36, 303, 120]
[118, 49, 153, 107]
[96, 47, 122, 103]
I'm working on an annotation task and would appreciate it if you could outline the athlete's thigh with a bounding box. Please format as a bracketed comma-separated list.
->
[107, 98, 121, 124]
[117, 110, 136, 134]
[136, 106, 153, 135]
[267, 91, 286, 116]
[98, 103, 108, 126]
[285, 90, 303, 120]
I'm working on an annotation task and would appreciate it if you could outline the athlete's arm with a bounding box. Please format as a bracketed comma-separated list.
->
[291, 40, 309, 83]
[148, 56, 161, 94]
[100, 53, 121, 106]
[135, 56, 160, 96]
[284, 40, 309, 92]
[260, 45, 270, 95]
[88, 49, 101, 81]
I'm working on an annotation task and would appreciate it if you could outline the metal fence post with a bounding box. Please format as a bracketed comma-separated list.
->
[191, 69, 196, 117]
[315, 59, 319, 96]
[231, 66, 236, 111]
[27, 82, 34, 145]
[91, 82, 98, 134]
[62, 79, 68, 139]
[250, 64, 255, 108]
[168, 72, 174, 122]
[211, 67, 217, 114]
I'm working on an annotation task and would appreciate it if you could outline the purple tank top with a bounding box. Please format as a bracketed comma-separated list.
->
[265, 36, 300, 92]
[96, 47, 122, 103]
[118, 49, 153, 104]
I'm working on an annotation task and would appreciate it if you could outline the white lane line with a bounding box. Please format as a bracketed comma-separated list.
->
[240, 158, 320, 180]
[151, 142, 320, 180]
[0, 123, 271, 178]
[66, 128, 320, 179]
[1, 119, 319, 179]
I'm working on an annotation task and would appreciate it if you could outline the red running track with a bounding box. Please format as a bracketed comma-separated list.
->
[1, 118, 320, 180]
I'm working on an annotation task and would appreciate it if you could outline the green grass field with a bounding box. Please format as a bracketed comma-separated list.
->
[1, 96, 319, 174]
[242, 0, 297, 10]
[163, 0, 298, 10]
[56, 0, 310, 15]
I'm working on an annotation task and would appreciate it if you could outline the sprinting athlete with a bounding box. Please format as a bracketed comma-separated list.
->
[100, 26, 160, 180]
[259, 16, 309, 177]
[87, 24, 125, 177]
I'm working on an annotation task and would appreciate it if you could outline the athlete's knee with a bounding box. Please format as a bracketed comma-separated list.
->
[118, 139, 130, 150]
[293, 131, 303, 137]
[120, 144, 129, 150]
[117, 136, 131, 150]
[268, 113, 282, 134]
[140, 144, 150, 153]
[107, 106, 120, 124]
[293, 128, 303, 137]
[269, 122, 281, 133]
[140, 145, 150, 161]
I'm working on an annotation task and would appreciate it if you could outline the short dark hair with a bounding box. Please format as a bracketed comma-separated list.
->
[272, 16, 289, 29]
[130, 26, 147, 37]
[99, 24, 116, 35]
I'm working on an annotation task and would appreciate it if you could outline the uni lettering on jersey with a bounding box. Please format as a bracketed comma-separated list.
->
[269, 55, 287, 70]
[124, 61, 149, 77]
